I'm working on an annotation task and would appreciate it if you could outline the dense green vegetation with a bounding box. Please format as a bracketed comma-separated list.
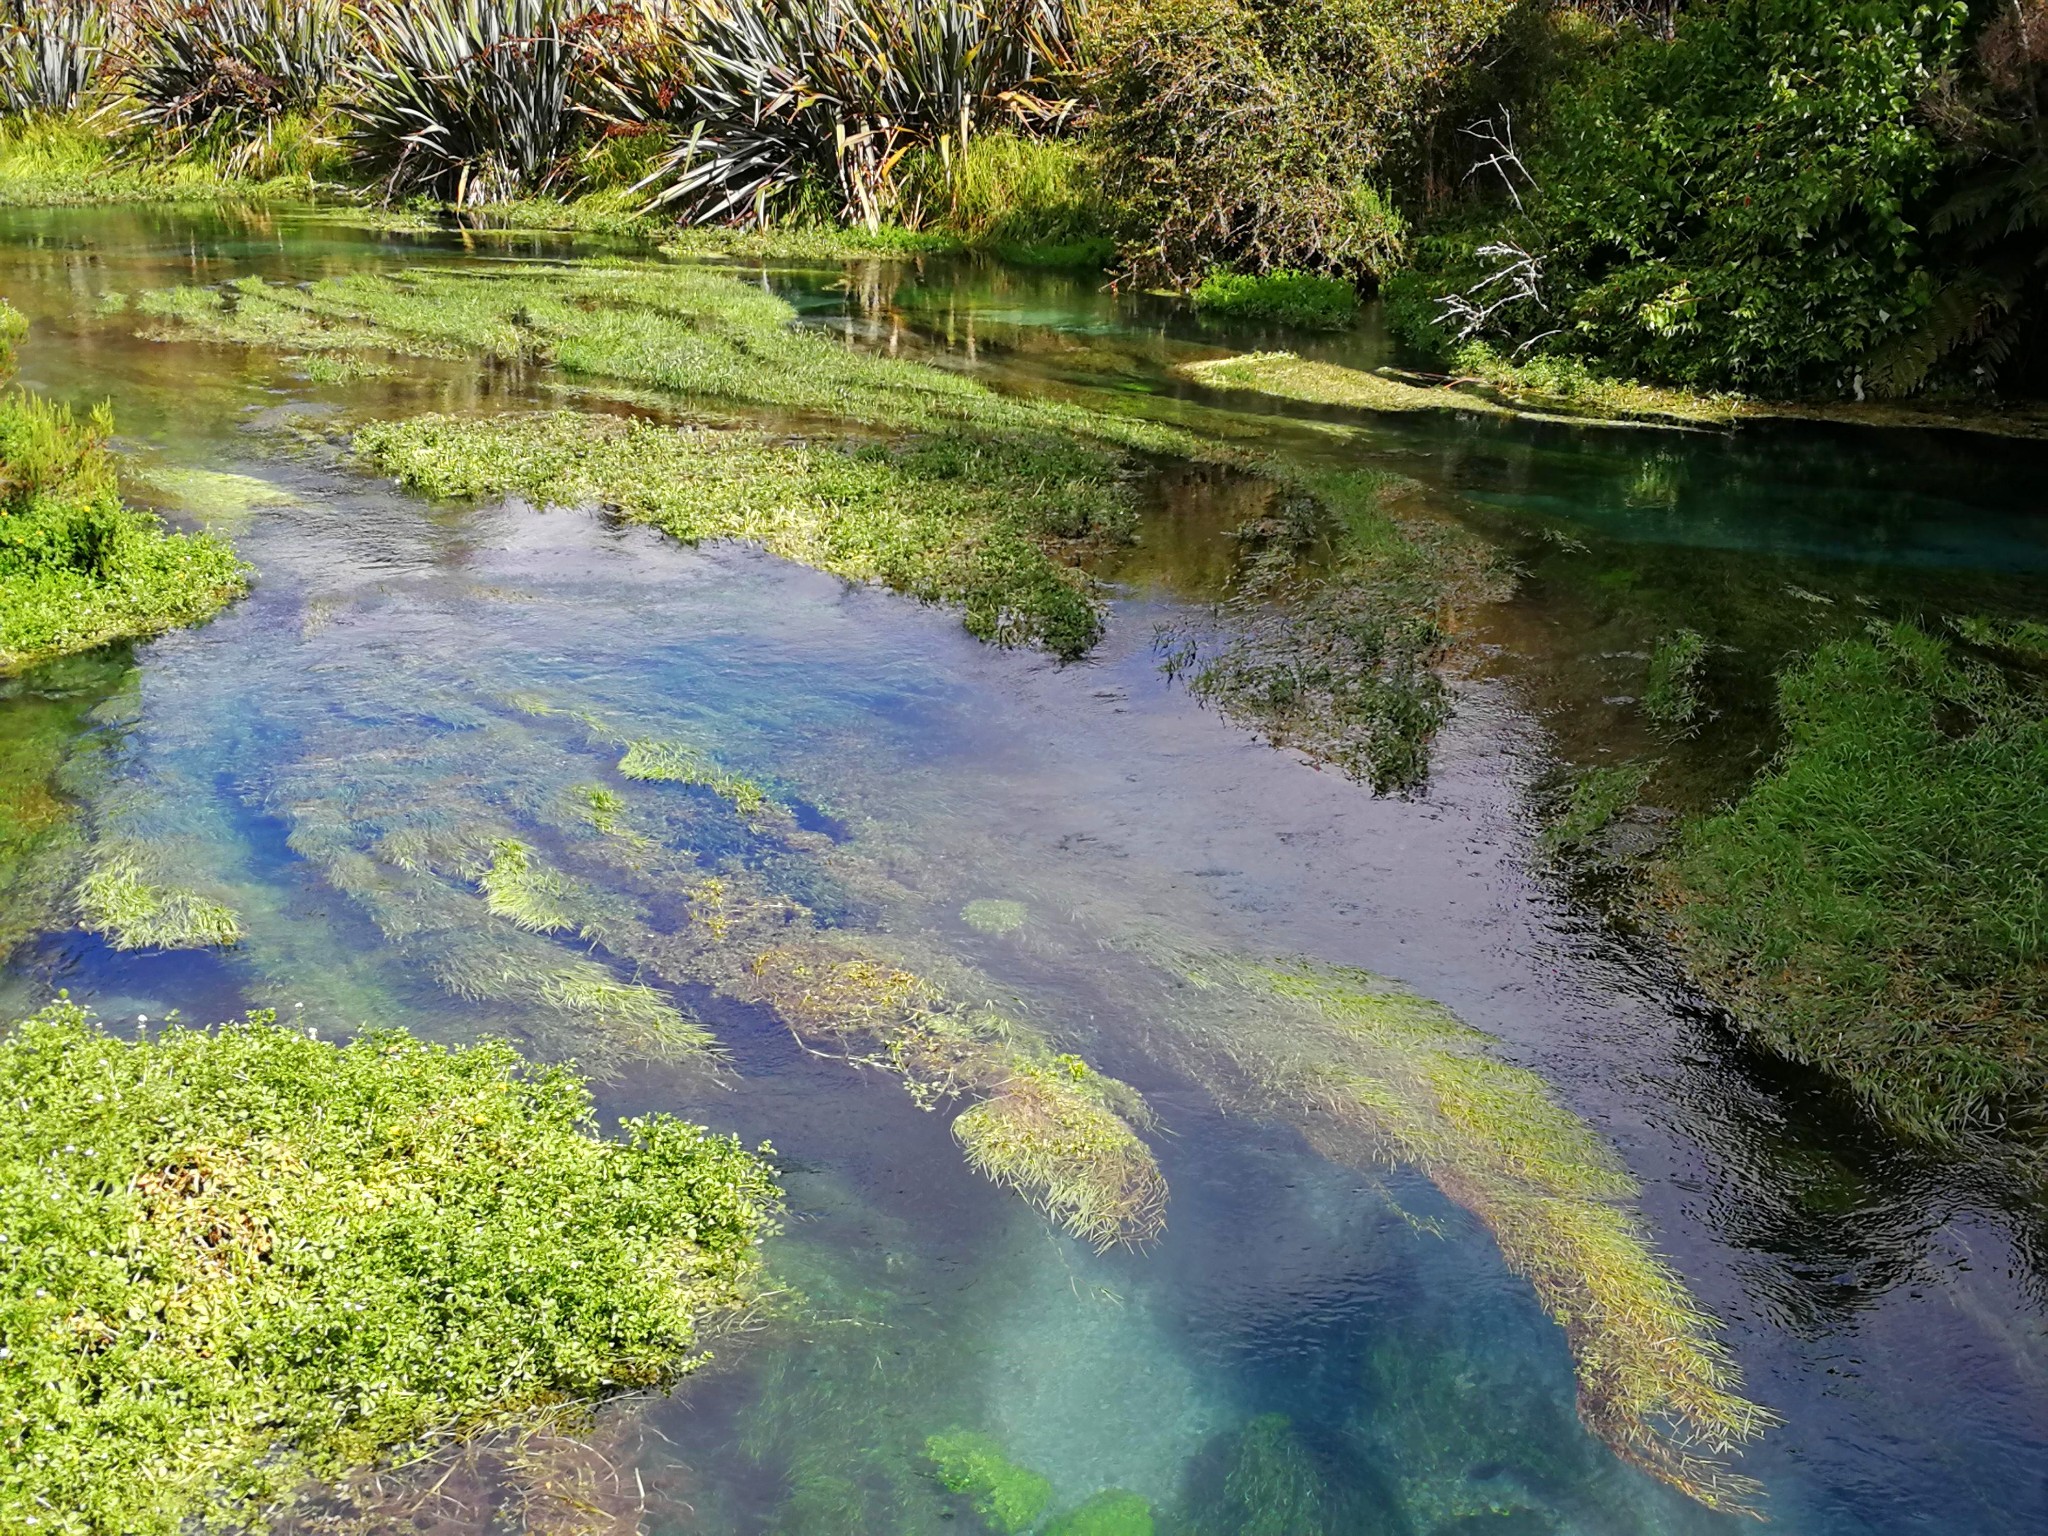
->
[1664, 623, 2048, 1140]
[1190, 269, 1360, 330]
[0, 1001, 779, 1536]
[0, 301, 247, 672]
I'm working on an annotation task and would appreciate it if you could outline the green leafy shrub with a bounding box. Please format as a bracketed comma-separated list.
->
[1667, 622, 2048, 1137]
[1191, 269, 1361, 329]
[1081, 0, 1517, 285]
[1399, 1, 1972, 395]
[0, 1002, 780, 1535]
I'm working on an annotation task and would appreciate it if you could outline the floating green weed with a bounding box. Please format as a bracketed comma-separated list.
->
[0, 1001, 778, 1536]
[1178, 350, 1509, 417]
[961, 897, 1028, 934]
[924, 1429, 1053, 1534]
[77, 852, 241, 949]
[1666, 622, 2048, 1139]
[1643, 628, 1710, 730]
[477, 837, 582, 933]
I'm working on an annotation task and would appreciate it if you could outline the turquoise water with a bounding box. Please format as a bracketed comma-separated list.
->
[2, 206, 2046, 1534]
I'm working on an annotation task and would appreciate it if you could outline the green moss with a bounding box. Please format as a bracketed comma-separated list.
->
[1666, 622, 2048, 1139]
[0, 1001, 779, 1536]
[1191, 271, 1361, 331]
[1643, 628, 1710, 730]
[961, 897, 1028, 934]
[1045, 1489, 1155, 1536]
[77, 853, 242, 950]
[924, 1429, 1053, 1533]
[0, 382, 248, 674]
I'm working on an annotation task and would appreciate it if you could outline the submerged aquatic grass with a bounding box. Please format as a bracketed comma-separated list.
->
[924, 1429, 1053, 1533]
[1159, 469, 1508, 793]
[1102, 940, 1777, 1511]
[1543, 759, 1657, 857]
[619, 738, 769, 814]
[1666, 622, 2048, 1139]
[77, 851, 242, 949]
[748, 940, 1167, 1249]
[0, 1001, 779, 1536]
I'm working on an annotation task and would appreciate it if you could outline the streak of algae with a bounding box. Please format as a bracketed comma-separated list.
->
[1105, 940, 1778, 1514]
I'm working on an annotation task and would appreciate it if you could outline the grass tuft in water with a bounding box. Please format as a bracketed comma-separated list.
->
[77, 852, 241, 949]
[749, 941, 1167, 1249]
[477, 837, 581, 933]
[924, 1429, 1053, 1534]
[0, 309, 247, 672]
[1044, 1489, 1155, 1536]
[619, 738, 768, 815]
[1665, 622, 2048, 1140]
[1643, 628, 1710, 731]
[1158, 470, 1507, 794]
[1543, 760, 1656, 856]
[0, 1001, 778, 1536]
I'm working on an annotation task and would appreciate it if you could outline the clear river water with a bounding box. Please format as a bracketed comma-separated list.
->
[2, 204, 2046, 1535]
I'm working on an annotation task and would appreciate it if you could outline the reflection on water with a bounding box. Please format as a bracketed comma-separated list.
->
[1, 205, 2046, 1534]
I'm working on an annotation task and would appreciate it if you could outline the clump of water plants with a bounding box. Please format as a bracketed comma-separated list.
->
[1643, 628, 1710, 730]
[961, 897, 1028, 934]
[1045, 1488, 1155, 1536]
[1191, 270, 1360, 331]
[0, 303, 247, 671]
[77, 849, 241, 948]
[1665, 621, 2048, 1140]
[1095, 938, 1776, 1512]
[749, 940, 1167, 1248]
[1158, 469, 1507, 794]
[620, 738, 768, 814]
[1542, 760, 1656, 857]
[0, 1000, 779, 1536]
[924, 1429, 1053, 1534]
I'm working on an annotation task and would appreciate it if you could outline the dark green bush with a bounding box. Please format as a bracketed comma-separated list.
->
[0, 0, 105, 116]
[122, 0, 344, 157]
[1080, 0, 1520, 285]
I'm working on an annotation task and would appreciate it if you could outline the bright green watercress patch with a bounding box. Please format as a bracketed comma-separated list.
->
[0, 1002, 779, 1536]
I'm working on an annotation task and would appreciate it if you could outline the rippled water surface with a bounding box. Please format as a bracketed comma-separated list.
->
[3, 206, 2047, 1535]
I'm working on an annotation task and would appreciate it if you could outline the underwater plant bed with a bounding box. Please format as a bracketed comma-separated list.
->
[0, 1002, 778, 1536]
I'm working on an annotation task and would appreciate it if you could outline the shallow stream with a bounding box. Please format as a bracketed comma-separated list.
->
[3, 205, 2047, 1534]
